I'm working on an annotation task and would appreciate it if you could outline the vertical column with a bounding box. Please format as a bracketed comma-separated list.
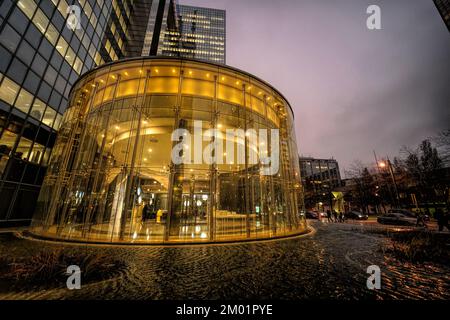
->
[209, 74, 219, 241]
[242, 83, 252, 238]
[165, 67, 184, 242]
[119, 70, 150, 240]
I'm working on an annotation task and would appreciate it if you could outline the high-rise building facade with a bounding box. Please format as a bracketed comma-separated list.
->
[299, 157, 341, 210]
[0, 0, 156, 226]
[159, 4, 226, 64]
[434, 0, 450, 32]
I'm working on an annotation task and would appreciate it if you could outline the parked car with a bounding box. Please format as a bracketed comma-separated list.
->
[305, 211, 319, 219]
[388, 209, 429, 221]
[316, 211, 327, 219]
[345, 211, 368, 220]
[377, 213, 417, 226]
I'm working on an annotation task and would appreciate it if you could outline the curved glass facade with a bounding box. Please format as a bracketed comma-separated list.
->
[31, 57, 305, 244]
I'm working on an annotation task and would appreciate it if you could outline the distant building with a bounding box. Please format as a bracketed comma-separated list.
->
[299, 157, 342, 211]
[159, 4, 226, 64]
[434, 0, 450, 32]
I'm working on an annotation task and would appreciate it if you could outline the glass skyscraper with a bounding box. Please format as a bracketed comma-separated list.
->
[0, 0, 183, 226]
[434, 0, 450, 32]
[159, 4, 226, 64]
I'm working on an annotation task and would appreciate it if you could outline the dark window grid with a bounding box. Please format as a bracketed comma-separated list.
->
[0, 94, 58, 185]
[2, 1, 112, 159]
[39, 0, 57, 21]
[1, 18, 40, 83]
[48, 0, 98, 65]
[0, 0, 16, 34]
[32, 26, 90, 111]
[114, 0, 131, 28]
[104, 29, 124, 58]
[108, 8, 127, 39]
[2, 47, 67, 157]
[3, 181, 39, 220]
[0, 105, 57, 189]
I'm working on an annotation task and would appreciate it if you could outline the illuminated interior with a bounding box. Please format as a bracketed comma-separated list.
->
[31, 57, 306, 243]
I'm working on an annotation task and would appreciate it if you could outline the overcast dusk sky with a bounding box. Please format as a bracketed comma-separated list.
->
[186, 0, 450, 174]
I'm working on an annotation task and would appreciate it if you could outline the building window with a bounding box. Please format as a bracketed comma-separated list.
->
[17, 0, 37, 20]
[0, 77, 20, 105]
[45, 23, 59, 46]
[28, 142, 46, 164]
[15, 88, 33, 114]
[16, 136, 33, 161]
[32, 9, 50, 34]
[16, 40, 35, 65]
[0, 24, 21, 53]
[42, 107, 56, 127]
[30, 98, 46, 121]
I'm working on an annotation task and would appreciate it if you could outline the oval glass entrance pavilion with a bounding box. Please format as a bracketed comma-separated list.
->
[31, 57, 306, 244]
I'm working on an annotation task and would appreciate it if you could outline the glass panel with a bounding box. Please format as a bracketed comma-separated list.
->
[42, 107, 56, 127]
[73, 57, 83, 74]
[32, 9, 49, 34]
[56, 37, 69, 60]
[17, 0, 37, 19]
[45, 23, 59, 45]
[16, 136, 33, 161]
[15, 88, 33, 114]
[0, 77, 20, 105]
[28, 141, 45, 164]
[30, 98, 46, 121]
[0, 130, 18, 176]
[53, 114, 62, 130]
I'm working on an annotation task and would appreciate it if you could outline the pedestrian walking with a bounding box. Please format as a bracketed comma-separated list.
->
[326, 209, 332, 223]
[436, 208, 450, 232]
[415, 211, 426, 228]
[339, 211, 344, 223]
[332, 210, 338, 223]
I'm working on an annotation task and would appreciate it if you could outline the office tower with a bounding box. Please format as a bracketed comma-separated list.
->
[434, 0, 450, 32]
[299, 157, 342, 210]
[159, 4, 226, 64]
[0, 0, 154, 226]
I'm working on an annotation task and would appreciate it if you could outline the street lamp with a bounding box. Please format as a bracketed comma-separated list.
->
[378, 159, 399, 207]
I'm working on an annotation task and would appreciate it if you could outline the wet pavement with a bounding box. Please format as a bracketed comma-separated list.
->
[0, 220, 449, 300]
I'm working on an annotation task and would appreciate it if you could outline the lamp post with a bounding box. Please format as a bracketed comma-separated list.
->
[379, 158, 399, 207]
